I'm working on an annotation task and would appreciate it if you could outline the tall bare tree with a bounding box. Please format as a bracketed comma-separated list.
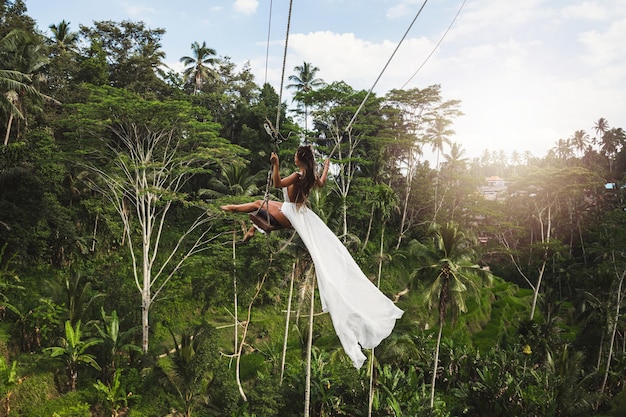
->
[74, 88, 244, 353]
[86, 122, 224, 353]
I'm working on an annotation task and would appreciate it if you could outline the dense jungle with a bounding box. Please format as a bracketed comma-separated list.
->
[2, 1, 626, 416]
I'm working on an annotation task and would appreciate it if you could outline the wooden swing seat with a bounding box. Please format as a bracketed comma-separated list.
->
[249, 208, 282, 234]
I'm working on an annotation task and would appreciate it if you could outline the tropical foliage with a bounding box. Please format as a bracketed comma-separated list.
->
[0, 3, 626, 416]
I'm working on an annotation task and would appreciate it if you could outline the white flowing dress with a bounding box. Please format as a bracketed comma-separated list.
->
[280, 188, 404, 368]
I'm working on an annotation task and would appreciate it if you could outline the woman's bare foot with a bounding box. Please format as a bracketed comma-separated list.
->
[242, 226, 256, 243]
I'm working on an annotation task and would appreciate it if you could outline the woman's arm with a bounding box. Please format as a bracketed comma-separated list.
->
[316, 159, 330, 188]
[270, 152, 300, 188]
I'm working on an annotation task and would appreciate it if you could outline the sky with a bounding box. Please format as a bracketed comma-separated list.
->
[23, 0, 626, 162]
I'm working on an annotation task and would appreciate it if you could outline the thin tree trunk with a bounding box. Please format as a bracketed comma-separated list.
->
[4, 113, 14, 146]
[600, 255, 625, 397]
[530, 256, 548, 320]
[368, 348, 375, 417]
[433, 149, 440, 222]
[363, 204, 374, 250]
[342, 198, 348, 242]
[232, 230, 238, 357]
[236, 259, 270, 402]
[141, 290, 150, 353]
[280, 261, 297, 384]
[91, 212, 99, 252]
[304, 276, 315, 417]
[530, 204, 552, 320]
[231, 230, 247, 401]
[396, 151, 414, 250]
[430, 321, 443, 409]
[141, 202, 151, 353]
[596, 332, 604, 371]
[369, 227, 385, 417]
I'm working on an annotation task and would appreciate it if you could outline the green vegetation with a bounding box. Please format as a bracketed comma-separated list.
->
[1, 1, 626, 415]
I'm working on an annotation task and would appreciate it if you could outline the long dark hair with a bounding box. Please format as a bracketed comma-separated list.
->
[292, 145, 317, 206]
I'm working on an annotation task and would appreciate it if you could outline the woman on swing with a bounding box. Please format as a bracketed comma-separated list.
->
[221, 145, 329, 242]
[222, 144, 403, 369]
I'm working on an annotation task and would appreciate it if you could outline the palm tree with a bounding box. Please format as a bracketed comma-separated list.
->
[180, 41, 217, 94]
[93, 308, 142, 383]
[510, 150, 522, 167]
[287, 62, 325, 139]
[427, 116, 453, 169]
[441, 141, 467, 172]
[600, 127, 626, 178]
[593, 117, 609, 145]
[407, 222, 490, 408]
[0, 30, 52, 145]
[523, 150, 534, 165]
[427, 116, 454, 221]
[48, 20, 79, 53]
[157, 326, 214, 417]
[0, 30, 45, 145]
[208, 163, 261, 197]
[552, 138, 573, 160]
[570, 130, 589, 157]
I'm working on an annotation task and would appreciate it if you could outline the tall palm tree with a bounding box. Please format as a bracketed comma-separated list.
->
[48, 20, 79, 53]
[570, 130, 589, 157]
[442, 141, 467, 171]
[408, 222, 490, 408]
[427, 116, 453, 169]
[287, 62, 325, 139]
[427, 116, 454, 221]
[552, 138, 573, 161]
[600, 127, 626, 178]
[180, 41, 217, 94]
[0, 30, 52, 145]
[0, 30, 44, 145]
[593, 117, 609, 144]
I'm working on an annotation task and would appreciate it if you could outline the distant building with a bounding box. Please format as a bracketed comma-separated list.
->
[479, 176, 507, 201]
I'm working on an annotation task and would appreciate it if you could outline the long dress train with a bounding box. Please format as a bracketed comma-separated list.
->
[280, 189, 404, 368]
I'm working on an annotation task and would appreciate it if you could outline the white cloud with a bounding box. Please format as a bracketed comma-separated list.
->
[386, 3, 411, 20]
[285, 31, 435, 93]
[562, 1, 608, 20]
[122, 3, 156, 19]
[233, 0, 258, 15]
[579, 18, 626, 68]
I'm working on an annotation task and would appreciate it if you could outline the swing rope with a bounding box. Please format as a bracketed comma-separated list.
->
[251, 0, 295, 233]
[401, 0, 467, 89]
[345, 0, 430, 135]
[274, 0, 294, 136]
[264, 0, 273, 85]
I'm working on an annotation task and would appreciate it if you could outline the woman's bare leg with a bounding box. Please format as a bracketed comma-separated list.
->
[221, 200, 292, 240]
[220, 200, 263, 213]
[265, 201, 292, 229]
